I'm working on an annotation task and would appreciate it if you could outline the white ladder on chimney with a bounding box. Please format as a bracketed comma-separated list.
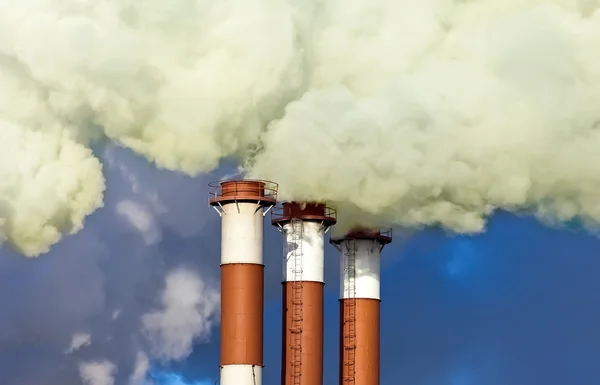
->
[343, 239, 357, 384]
[290, 218, 304, 385]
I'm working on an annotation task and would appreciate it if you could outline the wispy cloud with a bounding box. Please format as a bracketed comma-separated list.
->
[149, 369, 213, 385]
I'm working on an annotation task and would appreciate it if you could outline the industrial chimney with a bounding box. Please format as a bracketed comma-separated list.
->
[271, 202, 337, 385]
[330, 228, 392, 385]
[209, 179, 278, 385]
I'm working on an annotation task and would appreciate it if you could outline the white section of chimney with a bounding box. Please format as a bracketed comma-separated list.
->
[221, 202, 264, 265]
[339, 239, 381, 300]
[282, 221, 325, 283]
[220, 364, 263, 385]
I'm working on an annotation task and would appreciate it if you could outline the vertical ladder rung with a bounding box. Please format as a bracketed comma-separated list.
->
[343, 239, 357, 385]
[289, 218, 303, 385]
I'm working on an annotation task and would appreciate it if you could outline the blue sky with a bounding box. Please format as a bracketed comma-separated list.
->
[165, 211, 600, 385]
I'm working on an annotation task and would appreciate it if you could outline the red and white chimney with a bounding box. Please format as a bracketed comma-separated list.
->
[272, 202, 337, 385]
[209, 179, 278, 385]
[330, 228, 392, 385]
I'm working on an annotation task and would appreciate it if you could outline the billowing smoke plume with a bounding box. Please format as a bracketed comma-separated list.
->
[3, 1, 600, 255]
[248, 1, 600, 233]
[0, 118, 104, 256]
[0, 0, 302, 256]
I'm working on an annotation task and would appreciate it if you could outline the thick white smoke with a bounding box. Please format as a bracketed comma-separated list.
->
[0, 118, 104, 256]
[2, 0, 600, 255]
[248, 1, 600, 233]
[0, 0, 302, 256]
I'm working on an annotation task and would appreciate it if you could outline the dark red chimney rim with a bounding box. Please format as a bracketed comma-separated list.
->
[330, 227, 392, 244]
[271, 201, 337, 226]
[208, 179, 278, 206]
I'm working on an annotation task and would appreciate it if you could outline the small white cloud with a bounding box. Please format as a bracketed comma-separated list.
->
[128, 351, 150, 385]
[65, 333, 92, 354]
[141, 268, 219, 361]
[79, 360, 116, 385]
[115, 200, 162, 245]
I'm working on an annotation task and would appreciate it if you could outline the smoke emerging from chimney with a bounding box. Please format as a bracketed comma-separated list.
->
[2, 1, 600, 255]
[248, 3, 600, 233]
